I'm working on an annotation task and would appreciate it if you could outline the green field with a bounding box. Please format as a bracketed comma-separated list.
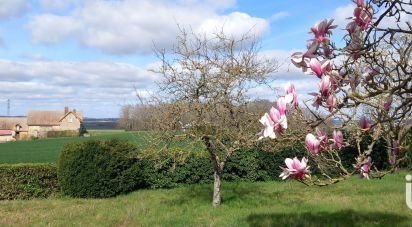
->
[0, 172, 411, 226]
[0, 130, 145, 164]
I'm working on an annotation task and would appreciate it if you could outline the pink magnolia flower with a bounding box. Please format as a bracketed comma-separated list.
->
[360, 157, 372, 179]
[291, 52, 305, 68]
[305, 41, 320, 57]
[347, 30, 363, 60]
[353, 6, 373, 30]
[332, 130, 344, 149]
[346, 21, 358, 36]
[285, 82, 296, 94]
[362, 66, 379, 82]
[279, 157, 310, 180]
[316, 127, 328, 147]
[319, 75, 331, 97]
[321, 59, 331, 75]
[383, 96, 393, 111]
[258, 104, 290, 140]
[309, 59, 332, 78]
[310, 19, 337, 43]
[258, 113, 276, 140]
[291, 42, 318, 70]
[310, 58, 323, 78]
[354, 0, 364, 7]
[305, 133, 321, 154]
[285, 82, 298, 108]
[322, 42, 333, 57]
[269, 107, 288, 135]
[359, 116, 372, 131]
[327, 94, 337, 112]
[309, 92, 322, 109]
[277, 97, 288, 116]
[329, 70, 341, 91]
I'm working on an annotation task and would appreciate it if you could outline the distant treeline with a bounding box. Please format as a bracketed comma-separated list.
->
[83, 118, 119, 130]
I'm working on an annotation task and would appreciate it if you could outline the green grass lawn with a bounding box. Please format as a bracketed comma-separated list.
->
[0, 130, 146, 164]
[0, 172, 411, 226]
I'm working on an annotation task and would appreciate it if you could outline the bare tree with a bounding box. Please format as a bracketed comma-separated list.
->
[151, 28, 278, 207]
[119, 104, 156, 131]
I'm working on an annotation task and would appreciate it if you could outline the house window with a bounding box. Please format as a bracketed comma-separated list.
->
[68, 118, 73, 123]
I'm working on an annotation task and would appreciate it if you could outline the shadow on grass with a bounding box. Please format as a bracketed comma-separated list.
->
[246, 209, 409, 227]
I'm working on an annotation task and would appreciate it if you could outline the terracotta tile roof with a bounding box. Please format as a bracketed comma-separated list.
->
[27, 111, 83, 126]
[0, 117, 28, 131]
[0, 130, 13, 136]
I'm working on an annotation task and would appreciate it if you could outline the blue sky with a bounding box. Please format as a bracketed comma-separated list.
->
[0, 0, 355, 118]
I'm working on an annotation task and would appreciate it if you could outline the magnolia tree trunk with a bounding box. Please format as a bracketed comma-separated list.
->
[212, 170, 223, 207]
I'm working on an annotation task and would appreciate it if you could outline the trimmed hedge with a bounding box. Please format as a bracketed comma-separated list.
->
[56, 137, 395, 199]
[1, 132, 401, 200]
[0, 164, 58, 200]
[141, 145, 311, 189]
[141, 152, 214, 189]
[58, 139, 145, 198]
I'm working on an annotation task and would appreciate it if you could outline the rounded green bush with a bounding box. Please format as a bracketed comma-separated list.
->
[58, 139, 144, 198]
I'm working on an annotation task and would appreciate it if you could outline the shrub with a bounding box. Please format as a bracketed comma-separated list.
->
[140, 146, 310, 188]
[174, 153, 214, 185]
[340, 136, 389, 172]
[0, 164, 58, 200]
[58, 139, 144, 198]
[140, 154, 180, 189]
[224, 150, 270, 182]
[141, 152, 214, 188]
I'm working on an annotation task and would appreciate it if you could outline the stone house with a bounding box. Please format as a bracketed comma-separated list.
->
[0, 130, 15, 142]
[0, 117, 28, 142]
[27, 107, 83, 138]
[0, 107, 83, 141]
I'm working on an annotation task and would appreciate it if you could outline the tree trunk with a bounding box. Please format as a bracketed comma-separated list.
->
[212, 170, 222, 207]
[202, 135, 224, 207]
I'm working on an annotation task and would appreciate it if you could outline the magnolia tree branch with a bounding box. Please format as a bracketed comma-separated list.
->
[259, 0, 411, 185]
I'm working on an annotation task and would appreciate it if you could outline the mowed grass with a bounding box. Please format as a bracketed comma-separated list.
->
[0, 172, 411, 226]
[0, 130, 147, 164]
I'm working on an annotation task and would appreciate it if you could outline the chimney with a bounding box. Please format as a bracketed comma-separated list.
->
[73, 109, 76, 113]
[64, 106, 69, 114]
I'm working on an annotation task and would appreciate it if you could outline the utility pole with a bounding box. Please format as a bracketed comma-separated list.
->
[7, 99, 10, 116]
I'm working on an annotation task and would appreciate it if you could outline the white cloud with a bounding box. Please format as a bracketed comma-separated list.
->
[377, 4, 412, 30]
[260, 49, 304, 78]
[26, 0, 269, 55]
[177, 0, 236, 9]
[0, 59, 160, 117]
[38, 0, 77, 11]
[28, 14, 80, 43]
[0, 0, 28, 20]
[268, 11, 289, 23]
[247, 77, 319, 103]
[333, 4, 354, 29]
[333, 3, 412, 31]
[246, 49, 321, 102]
[197, 12, 269, 40]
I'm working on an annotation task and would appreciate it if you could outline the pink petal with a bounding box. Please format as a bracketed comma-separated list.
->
[327, 95, 337, 112]
[310, 58, 322, 78]
[277, 97, 287, 116]
[285, 158, 294, 170]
